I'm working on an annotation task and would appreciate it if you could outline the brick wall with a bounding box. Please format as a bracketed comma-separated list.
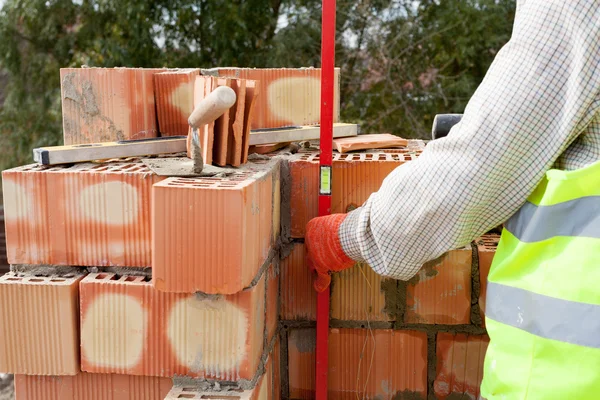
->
[1, 156, 283, 399]
[278, 149, 499, 400]
[0, 131, 498, 399]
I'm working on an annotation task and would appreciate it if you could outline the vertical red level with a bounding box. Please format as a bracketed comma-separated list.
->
[317, 0, 336, 398]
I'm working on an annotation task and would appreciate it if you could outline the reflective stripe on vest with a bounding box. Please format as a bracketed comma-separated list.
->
[505, 197, 600, 242]
[480, 159, 600, 400]
[486, 281, 600, 348]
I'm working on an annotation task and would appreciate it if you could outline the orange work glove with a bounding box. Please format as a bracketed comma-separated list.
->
[305, 214, 355, 292]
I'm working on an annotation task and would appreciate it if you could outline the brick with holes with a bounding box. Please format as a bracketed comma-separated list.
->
[14, 372, 172, 400]
[60, 67, 165, 145]
[330, 262, 392, 322]
[206, 68, 340, 130]
[164, 339, 277, 400]
[265, 261, 279, 342]
[287, 328, 428, 399]
[0, 206, 8, 275]
[289, 149, 421, 238]
[405, 247, 472, 325]
[0, 272, 84, 375]
[279, 243, 316, 321]
[152, 159, 278, 294]
[477, 234, 499, 325]
[154, 68, 200, 136]
[79, 270, 267, 380]
[434, 333, 490, 400]
[267, 337, 281, 400]
[165, 379, 267, 400]
[2, 161, 163, 267]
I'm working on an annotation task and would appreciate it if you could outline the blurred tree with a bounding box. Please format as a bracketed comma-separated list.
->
[0, 0, 516, 176]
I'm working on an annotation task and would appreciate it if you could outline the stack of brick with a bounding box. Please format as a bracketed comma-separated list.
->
[0, 154, 283, 399]
[278, 145, 500, 400]
[0, 65, 502, 400]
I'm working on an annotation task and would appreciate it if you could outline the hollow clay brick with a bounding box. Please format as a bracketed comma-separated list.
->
[280, 243, 316, 321]
[79, 272, 266, 380]
[405, 247, 472, 325]
[332, 134, 409, 153]
[289, 151, 420, 238]
[477, 234, 499, 325]
[164, 344, 276, 400]
[331, 263, 391, 322]
[228, 78, 247, 167]
[434, 333, 490, 400]
[154, 69, 200, 136]
[2, 161, 163, 267]
[14, 372, 172, 400]
[60, 67, 165, 145]
[0, 273, 84, 375]
[269, 338, 281, 400]
[271, 164, 281, 245]
[242, 80, 259, 163]
[288, 328, 428, 399]
[205, 68, 340, 130]
[187, 75, 217, 165]
[266, 262, 280, 342]
[249, 142, 290, 155]
[213, 77, 233, 167]
[152, 160, 276, 294]
[0, 206, 7, 274]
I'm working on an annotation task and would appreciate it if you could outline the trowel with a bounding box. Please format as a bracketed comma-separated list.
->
[142, 86, 237, 177]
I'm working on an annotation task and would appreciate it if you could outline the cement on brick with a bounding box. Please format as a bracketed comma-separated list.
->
[10, 264, 86, 277]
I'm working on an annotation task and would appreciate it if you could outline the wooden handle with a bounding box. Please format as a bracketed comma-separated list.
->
[188, 86, 236, 129]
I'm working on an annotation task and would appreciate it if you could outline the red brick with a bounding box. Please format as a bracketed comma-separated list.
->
[434, 333, 490, 400]
[405, 247, 472, 325]
[333, 134, 408, 153]
[270, 338, 281, 400]
[0, 273, 84, 375]
[80, 271, 266, 380]
[213, 77, 233, 166]
[331, 262, 392, 321]
[266, 262, 280, 341]
[14, 372, 172, 400]
[290, 151, 418, 238]
[228, 78, 247, 166]
[2, 161, 163, 267]
[60, 67, 164, 145]
[188, 75, 217, 165]
[205, 68, 341, 130]
[152, 160, 277, 294]
[242, 80, 259, 163]
[164, 349, 275, 400]
[154, 69, 199, 136]
[249, 142, 290, 155]
[0, 206, 8, 274]
[165, 377, 267, 400]
[288, 328, 428, 399]
[280, 243, 316, 321]
[477, 235, 499, 325]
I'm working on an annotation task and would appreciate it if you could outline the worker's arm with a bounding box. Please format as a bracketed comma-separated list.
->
[306, 0, 600, 286]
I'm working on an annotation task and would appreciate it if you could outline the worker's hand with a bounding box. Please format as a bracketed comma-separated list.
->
[305, 214, 355, 292]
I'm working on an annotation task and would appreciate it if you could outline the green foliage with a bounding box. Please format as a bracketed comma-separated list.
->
[0, 0, 516, 176]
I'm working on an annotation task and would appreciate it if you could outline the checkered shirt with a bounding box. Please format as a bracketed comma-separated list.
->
[339, 0, 600, 280]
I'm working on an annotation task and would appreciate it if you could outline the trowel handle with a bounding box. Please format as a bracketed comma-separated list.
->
[188, 86, 237, 129]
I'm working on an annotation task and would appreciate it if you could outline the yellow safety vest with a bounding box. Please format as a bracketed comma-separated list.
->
[480, 158, 600, 400]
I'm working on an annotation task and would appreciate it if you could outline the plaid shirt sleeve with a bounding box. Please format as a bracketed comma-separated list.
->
[339, 0, 600, 280]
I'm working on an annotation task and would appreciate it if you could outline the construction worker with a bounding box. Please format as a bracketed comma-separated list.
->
[305, 0, 600, 399]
